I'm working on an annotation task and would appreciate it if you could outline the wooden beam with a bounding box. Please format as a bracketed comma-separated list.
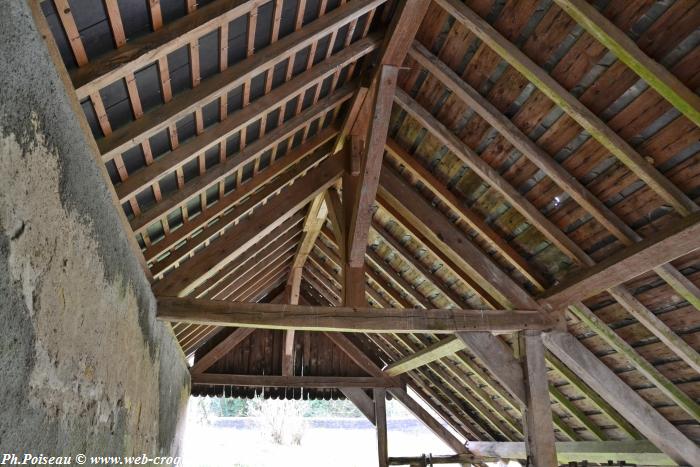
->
[553, 0, 700, 127]
[323, 333, 468, 454]
[394, 88, 590, 266]
[386, 138, 546, 291]
[341, 388, 376, 425]
[406, 42, 639, 248]
[130, 100, 342, 237]
[520, 331, 557, 466]
[346, 65, 399, 266]
[151, 153, 345, 296]
[541, 212, 700, 311]
[384, 336, 466, 377]
[568, 302, 700, 422]
[97, 5, 383, 161]
[542, 331, 700, 465]
[375, 388, 389, 467]
[191, 373, 403, 388]
[379, 164, 539, 310]
[157, 298, 559, 333]
[190, 327, 255, 374]
[388, 441, 675, 465]
[72, 0, 381, 98]
[336, 0, 431, 149]
[344, 265, 368, 307]
[433, 0, 697, 216]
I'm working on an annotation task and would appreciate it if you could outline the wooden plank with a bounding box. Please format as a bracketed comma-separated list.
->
[337, 0, 431, 150]
[111, 39, 368, 194]
[54, 0, 88, 66]
[433, 0, 697, 216]
[157, 298, 558, 333]
[190, 327, 255, 374]
[142, 134, 334, 264]
[609, 287, 700, 374]
[520, 331, 557, 466]
[394, 88, 590, 266]
[542, 331, 700, 465]
[97, 3, 384, 160]
[541, 211, 700, 311]
[151, 153, 344, 296]
[103, 0, 126, 47]
[375, 388, 389, 467]
[384, 336, 466, 376]
[457, 332, 526, 403]
[392, 441, 674, 465]
[379, 164, 539, 310]
[407, 42, 639, 247]
[553, 0, 700, 127]
[71, 0, 262, 97]
[386, 138, 546, 290]
[129, 97, 344, 236]
[325, 333, 467, 454]
[191, 374, 403, 388]
[568, 302, 700, 422]
[346, 65, 399, 266]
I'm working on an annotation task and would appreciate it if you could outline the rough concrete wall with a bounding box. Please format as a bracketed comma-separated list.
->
[0, 0, 190, 461]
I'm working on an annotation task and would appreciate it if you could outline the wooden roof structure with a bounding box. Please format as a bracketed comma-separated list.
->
[40, 0, 700, 464]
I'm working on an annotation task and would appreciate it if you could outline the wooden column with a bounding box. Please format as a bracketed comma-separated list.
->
[375, 388, 388, 467]
[520, 331, 557, 466]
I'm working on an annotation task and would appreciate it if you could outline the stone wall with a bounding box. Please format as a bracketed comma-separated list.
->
[0, 1, 190, 461]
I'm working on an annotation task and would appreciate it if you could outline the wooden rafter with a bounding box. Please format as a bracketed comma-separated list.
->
[152, 152, 345, 296]
[552, 0, 700, 127]
[433, 0, 697, 217]
[543, 331, 700, 465]
[541, 211, 700, 311]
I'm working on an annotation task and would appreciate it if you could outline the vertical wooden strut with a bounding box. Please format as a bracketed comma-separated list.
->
[283, 193, 328, 375]
[520, 331, 557, 466]
[375, 388, 388, 467]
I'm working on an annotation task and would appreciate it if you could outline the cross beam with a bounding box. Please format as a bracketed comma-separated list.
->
[156, 297, 560, 333]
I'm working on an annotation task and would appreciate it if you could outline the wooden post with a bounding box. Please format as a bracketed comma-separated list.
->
[375, 388, 388, 467]
[520, 331, 557, 466]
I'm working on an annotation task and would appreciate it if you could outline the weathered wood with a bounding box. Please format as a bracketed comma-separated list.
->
[324, 334, 467, 454]
[609, 287, 700, 374]
[346, 65, 399, 266]
[388, 441, 674, 465]
[542, 331, 700, 465]
[156, 298, 559, 333]
[71, 0, 381, 99]
[520, 331, 557, 466]
[406, 42, 639, 248]
[386, 138, 546, 291]
[98, 5, 383, 161]
[457, 332, 526, 403]
[433, 0, 697, 216]
[541, 212, 700, 311]
[344, 266, 368, 307]
[568, 302, 700, 422]
[191, 373, 403, 388]
[114, 36, 368, 200]
[553, 0, 700, 127]
[384, 336, 466, 377]
[380, 164, 539, 310]
[375, 388, 389, 467]
[190, 327, 255, 374]
[394, 88, 590, 266]
[151, 154, 344, 296]
[341, 388, 376, 425]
